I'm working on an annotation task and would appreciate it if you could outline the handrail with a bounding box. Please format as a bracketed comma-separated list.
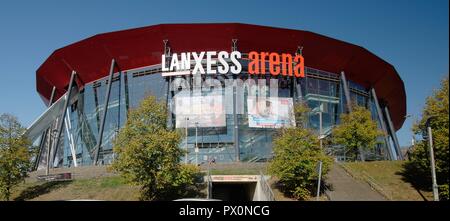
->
[359, 171, 393, 200]
[259, 171, 275, 201]
[248, 156, 260, 163]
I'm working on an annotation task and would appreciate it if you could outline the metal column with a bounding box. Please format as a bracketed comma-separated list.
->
[64, 109, 78, 167]
[295, 46, 304, 103]
[163, 40, 174, 129]
[35, 86, 56, 171]
[37, 128, 49, 171]
[319, 111, 323, 149]
[232, 39, 240, 162]
[341, 71, 365, 160]
[370, 88, 395, 160]
[233, 84, 240, 162]
[50, 71, 77, 171]
[340, 71, 352, 112]
[93, 59, 116, 165]
[384, 106, 403, 160]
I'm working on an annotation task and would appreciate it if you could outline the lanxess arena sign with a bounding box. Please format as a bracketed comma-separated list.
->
[162, 51, 304, 77]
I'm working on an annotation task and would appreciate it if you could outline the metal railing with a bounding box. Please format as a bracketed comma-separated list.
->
[340, 163, 393, 200]
[359, 170, 393, 200]
[259, 171, 275, 201]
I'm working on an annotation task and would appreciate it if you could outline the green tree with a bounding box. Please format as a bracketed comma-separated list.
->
[111, 96, 199, 200]
[407, 77, 448, 199]
[0, 114, 32, 201]
[332, 105, 384, 161]
[269, 103, 331, 200]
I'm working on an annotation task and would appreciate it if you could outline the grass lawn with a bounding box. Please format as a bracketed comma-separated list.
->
[344, 161, 433, 201]
[11, 176, 141, 201]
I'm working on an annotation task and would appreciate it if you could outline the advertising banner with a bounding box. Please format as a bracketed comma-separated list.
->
[175, 95, 226, 128]
[247, 97, 295, 128]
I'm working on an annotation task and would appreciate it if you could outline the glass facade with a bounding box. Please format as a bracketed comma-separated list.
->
[28, 58, 401, 169]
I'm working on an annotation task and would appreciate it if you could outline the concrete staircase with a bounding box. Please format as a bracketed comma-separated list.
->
[325, 163, 386, 201]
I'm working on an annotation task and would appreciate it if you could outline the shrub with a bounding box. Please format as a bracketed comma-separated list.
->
[111, 96, 199, 200]
[269, 127, 331, 200]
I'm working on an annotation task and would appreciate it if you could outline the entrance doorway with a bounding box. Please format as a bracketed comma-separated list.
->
[211, 182, 257, 201]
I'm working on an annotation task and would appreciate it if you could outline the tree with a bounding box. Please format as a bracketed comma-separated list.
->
[110, 95, 199, 200]
[0, 114, 32, 201]
[407, 77, 448, 199]
[269, 103, 332, 200]
[332, 105, 384, 161]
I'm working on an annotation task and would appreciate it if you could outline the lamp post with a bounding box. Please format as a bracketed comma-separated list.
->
[195, 122, 199, 166]
[318, 111, 323, 149]
[316, 161, 323, 201]
[185, 117, 189, 164]
[426, 116, 439, 201]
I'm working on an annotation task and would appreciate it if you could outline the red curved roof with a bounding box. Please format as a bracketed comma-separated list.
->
[36, 23, 406, 130]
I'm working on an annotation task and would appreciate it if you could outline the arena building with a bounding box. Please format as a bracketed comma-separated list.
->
[25, 23, 406, 170]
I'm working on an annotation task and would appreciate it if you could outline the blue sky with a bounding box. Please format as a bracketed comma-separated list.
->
[0, 0, 448, 147]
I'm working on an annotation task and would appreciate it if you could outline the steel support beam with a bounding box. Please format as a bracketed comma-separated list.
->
[37, 128, 49, 171]
[340, 71, 352, 112]
[50, 71, 77, 171]
[64, 109, 78, 167]
[294, 46, 303, 103]
[93, 59, 116, 165]
[48, 86, 57, 108]
[384, 106, 403, 160]
[341, 71, 366, 160]
[232, 40, 240, 162]
[371, 88, 395, 160]
[163, 40, 174, 129]
[35, 86, 56, 171]
[233, 84, 240, 162]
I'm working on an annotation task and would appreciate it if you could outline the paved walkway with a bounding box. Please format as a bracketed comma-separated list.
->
[325, 163, 386, 201]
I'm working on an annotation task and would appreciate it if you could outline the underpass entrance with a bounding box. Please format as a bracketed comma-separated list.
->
[212, 182, 257, 201]
[209, 175, 264, 201]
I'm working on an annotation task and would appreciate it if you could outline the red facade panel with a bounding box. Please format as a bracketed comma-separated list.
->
[36, 23, 406, 130]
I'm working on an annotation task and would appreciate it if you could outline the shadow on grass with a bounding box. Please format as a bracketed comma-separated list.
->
[186, 183, 207, 199]
[270, 181, 291, 199]
[14, 181, 73, 201]
[270, 179, 330, 200]
[146, 173, 207, 201]
[396, 162, 430, 201]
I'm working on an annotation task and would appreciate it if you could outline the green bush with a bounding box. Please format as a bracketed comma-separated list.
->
[0, 114, 32, 201]
[438, 184, 449, 201]
[111, 96, 199, 200]
[269, 127, 332, 200]
[332, 105, 384, 161]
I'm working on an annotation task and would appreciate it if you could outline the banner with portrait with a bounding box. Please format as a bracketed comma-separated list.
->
[175, 95, 226, 128]
[247, 97, 295, 128]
